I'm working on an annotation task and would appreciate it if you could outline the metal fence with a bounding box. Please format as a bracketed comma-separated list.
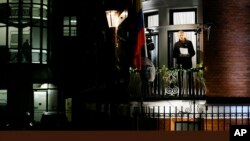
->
[67, 104, 250, 131]
[2, 104, 249, 131]
[132, 105, 250, 131]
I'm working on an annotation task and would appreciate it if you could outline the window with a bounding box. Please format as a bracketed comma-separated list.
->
[8, 27, 48, 64]
[175, 122, 200, 131]
[147, 34, 158, 67]
[1, 0, 49, 64]
[0, 89, 7, 106]
[170, 9, 197, 25]
[144, 11, 159, 28]
[144, 12, 159, 67]
[168, 8, 198, 68]
[63, 16, 77, 36]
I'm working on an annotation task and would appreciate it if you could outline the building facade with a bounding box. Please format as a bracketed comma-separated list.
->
[0, 0, 250, 130]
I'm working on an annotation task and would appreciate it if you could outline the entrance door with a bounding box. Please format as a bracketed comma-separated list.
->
[34, 91, 47, 122]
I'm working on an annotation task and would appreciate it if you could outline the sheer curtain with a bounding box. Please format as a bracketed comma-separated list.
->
[148, 14, 159, 27]
[173, 12, 195, 25]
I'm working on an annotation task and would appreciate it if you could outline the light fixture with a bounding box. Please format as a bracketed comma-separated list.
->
[105, 10, 128, 28]
[204, 23, 213, 41]
[105, 9, 128, 83]
[105, 10, 128, 48]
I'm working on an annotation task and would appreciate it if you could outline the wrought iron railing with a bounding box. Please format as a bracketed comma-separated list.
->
[132, 105, 250, 131]
[59, 104, 250, 131]
[128, 66, 206, 99]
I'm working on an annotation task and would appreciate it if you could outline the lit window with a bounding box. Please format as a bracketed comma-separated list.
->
[170, 9, 197, 25]
[175, 122, 200, 131]
[63, 16, 77, 36]
[144, 12, 159, 28]
[173, 11, 195, 24]
[0, 90, 7, 106]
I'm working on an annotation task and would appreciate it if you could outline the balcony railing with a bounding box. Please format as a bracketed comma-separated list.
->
[9, 49, 47, 64]
[128, 66, 206, 99]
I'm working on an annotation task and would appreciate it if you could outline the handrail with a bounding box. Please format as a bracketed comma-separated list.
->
[128, 66, 206, 99]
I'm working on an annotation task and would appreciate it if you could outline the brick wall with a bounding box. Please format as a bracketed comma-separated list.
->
[203, 0, 250, 97]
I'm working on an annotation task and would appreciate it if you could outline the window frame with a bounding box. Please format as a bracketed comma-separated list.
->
[144, 11, 159, 28]
[63, 16, 77, 37]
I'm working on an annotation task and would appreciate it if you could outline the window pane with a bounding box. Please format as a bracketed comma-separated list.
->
[148, 14, 159, 27]
[9, 27, 18, 63]
[43, 28, 47, 49]
[42, 50, 47, 64]
[32, 49, 39, 63]
[33, 0, 48, 4]
[9, 49, 18, 63]
[0, 89, 7, 105]
[63, 16, 77, 36]
[43, 0, 48, 4]
[71, 27, 77, 36]
[63, 27, 69, 36]
[70, 16, 77, 26]
[173, 11, 195, 24]
[0, 0, 7, 3]
[9, 3, 18, 19]
[42, 6, 48, 19]
[31, 50, 47, 64]
[22, 4, 30, 18]
[176, 122, 199, 131]
[63, 17, 70, 25]
[32, 7, 40, 19]
[0, 26, 6, 46]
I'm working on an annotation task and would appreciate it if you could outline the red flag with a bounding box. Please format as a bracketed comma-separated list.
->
[132, 0, 146, 70]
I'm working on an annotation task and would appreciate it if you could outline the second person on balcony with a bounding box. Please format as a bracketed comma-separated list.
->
[173, 30, 195, 69]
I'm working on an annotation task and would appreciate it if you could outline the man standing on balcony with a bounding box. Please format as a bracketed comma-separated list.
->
[173, 30, 195, 69]
[173, 31, 195, 96]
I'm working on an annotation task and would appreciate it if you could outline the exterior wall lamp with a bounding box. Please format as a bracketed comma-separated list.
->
[105, 10, 128, 85]
[105, 10, 128, 28]
[105, 10, 128, 47]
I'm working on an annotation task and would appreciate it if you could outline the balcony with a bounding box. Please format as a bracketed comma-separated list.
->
[9, 49, 47, 64]
[128, 66, 206, 100]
